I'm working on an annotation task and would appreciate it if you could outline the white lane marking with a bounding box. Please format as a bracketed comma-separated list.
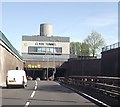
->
[81, 92, 110, 106]
[69, 87, 110, 107]
[25, 102, 30, 107]
[25, 81, 37, 107]
[35, 80, 37, 86]
[34, 80, 37, 90]
[34, 85, 37, 90]
[30, 91, 35, 98]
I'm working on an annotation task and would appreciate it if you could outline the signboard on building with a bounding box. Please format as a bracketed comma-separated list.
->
[28, 64, 41, 68]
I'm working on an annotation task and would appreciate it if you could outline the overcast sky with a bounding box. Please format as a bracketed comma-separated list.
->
[1, 1, 119, 53]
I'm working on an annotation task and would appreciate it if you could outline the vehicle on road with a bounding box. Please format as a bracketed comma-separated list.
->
[6, 70, 27, 88]
[27, 76, 33, 80]
[36, 77, 40, 81]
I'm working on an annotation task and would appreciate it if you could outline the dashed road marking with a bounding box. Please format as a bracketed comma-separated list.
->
[35, 80, 37, 86]
[30, 91, 35, 98]
[35, 85, 37, 90]
[25, 101, 30, 107]
[35, 80, 37, 90]
[25, 80, 38, 106]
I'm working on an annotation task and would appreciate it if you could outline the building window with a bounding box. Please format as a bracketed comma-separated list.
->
[28, 46, 62, 54]
[55, 48, 62, 53]
[37, 47, 42, 52]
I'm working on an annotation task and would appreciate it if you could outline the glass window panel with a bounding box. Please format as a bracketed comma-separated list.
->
[42, 48, 46, 52]
[28, 47, 37, 53]
[46, 48, 49, 53]
[50, 48, 53, 53]
[37, 47, 42, 52]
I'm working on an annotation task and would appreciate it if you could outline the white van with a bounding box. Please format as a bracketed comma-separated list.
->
[6, 70, 27, 88]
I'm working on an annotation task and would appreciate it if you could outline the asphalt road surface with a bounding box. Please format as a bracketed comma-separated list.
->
[1, 80, 97, 106]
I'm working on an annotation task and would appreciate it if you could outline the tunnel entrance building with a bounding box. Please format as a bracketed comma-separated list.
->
[22, 23, 70, 80]
[24, 61, 66, 80]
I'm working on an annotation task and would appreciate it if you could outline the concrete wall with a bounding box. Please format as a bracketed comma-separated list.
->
[60, 59, 101, 77]
[0, 45, 3, 86]
[59, 47, 119, 77]
[118, 48, 120, 77]
[101, 48, 119, 77]
[0, 40, 23, 86]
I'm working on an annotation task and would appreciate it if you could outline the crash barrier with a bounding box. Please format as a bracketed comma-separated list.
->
[57, 76, 120, 99]
[102, 42, 120, 52]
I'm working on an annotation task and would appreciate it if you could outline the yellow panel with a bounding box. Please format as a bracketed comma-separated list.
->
[37, 64, 41, 68]
[35, 65, 37, 68]
[32, 65, 35, 68]
[28, 64, 32, 68]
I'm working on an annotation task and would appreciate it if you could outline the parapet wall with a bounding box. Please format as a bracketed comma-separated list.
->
[60, 45, 119, 77]
[101, 47, 119, 77]
[61, 59, 101, 77]
[0, 31, 24, 86]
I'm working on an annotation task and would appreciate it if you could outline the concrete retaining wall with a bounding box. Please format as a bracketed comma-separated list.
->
[60, 47, 119, 77]
[60, 59, 101, 77]
[101, 48, 119, 77]
[0, 39, 23, 86]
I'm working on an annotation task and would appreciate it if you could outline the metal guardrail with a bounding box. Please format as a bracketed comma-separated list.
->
[102, 42, 120, 52]
[57, 76, 120, 98]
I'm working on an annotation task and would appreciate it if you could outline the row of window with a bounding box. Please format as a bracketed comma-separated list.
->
[28, 47, 62, 54]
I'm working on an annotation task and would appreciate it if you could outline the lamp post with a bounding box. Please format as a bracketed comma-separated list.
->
[47, 49, 49, 80]
[45, 49, 49, 80]
[53, 38, 57, 80]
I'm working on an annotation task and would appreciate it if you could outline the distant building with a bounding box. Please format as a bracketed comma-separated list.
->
[22, 23, 70, 79]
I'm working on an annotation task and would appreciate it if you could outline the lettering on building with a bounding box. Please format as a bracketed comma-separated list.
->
[28, 64, 41, 68]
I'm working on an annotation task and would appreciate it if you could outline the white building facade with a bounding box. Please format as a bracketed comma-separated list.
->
[22, 35, 70, 62]
[22, 23, 70, 69]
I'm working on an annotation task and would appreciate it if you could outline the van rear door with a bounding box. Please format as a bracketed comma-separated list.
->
[6, 70, 27, 87]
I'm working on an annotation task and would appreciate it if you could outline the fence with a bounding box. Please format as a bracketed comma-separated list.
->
[102, 42, 120, 52]
[57, 76, 120, 99]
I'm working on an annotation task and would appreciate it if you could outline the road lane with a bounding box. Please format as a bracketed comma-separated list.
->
[2, 81, 36, 105]
[2, 80, 97, 106]
[30, 81, 97, 105]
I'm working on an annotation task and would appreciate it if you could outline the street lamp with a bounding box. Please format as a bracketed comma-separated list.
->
[53, 38, 56, 80]
[46, 49, 49, 80]
[45, 48, 49, 80]
[46, 37, 57, 80]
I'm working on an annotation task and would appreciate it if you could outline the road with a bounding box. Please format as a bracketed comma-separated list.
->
[1, 80, 97, 106]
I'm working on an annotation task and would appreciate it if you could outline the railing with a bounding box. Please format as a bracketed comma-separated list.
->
[57, 76, 120, 98]
[102, 42, 120, 52]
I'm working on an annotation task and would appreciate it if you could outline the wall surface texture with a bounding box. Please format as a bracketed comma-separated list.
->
[101, 48, 119, 77]
[60, 59, 101, 77]
[0, 40, 23, 86]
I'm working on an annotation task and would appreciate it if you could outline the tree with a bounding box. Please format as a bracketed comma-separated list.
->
[80, 42, 90, 56]
[70, 42, 90, 57]
[84, 31, 105, 57]
[70, 42, 75, 55]
[75, 42, 81, 55]
[70, 42, 81, 56]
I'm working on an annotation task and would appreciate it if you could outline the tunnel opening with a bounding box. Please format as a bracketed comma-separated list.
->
[25, 67, 66, 80]
[25, 68, 46, 80]
[25, 68, 56, 80]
